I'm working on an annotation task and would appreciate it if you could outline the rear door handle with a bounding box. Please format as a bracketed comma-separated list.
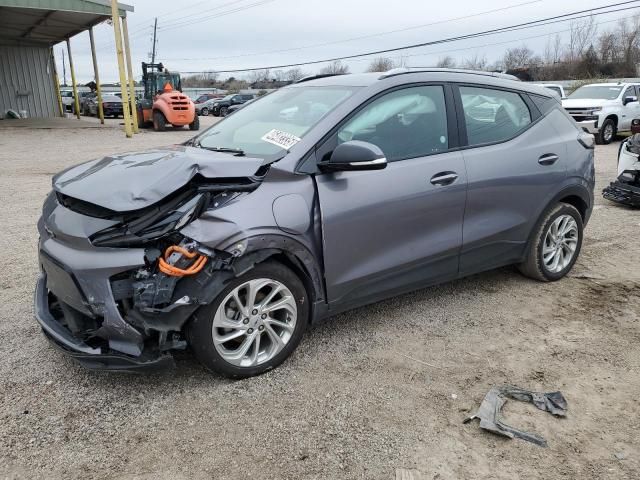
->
[538, 153, 559, 165]
[430, 171, 458, 186]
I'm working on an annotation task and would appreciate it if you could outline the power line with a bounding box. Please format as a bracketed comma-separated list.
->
[177, 1, 640, 73]
[163, 0, 543, 62]
[157, 0, 277, 32]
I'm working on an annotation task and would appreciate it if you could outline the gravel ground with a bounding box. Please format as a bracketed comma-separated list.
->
[0, 120, 638, 480]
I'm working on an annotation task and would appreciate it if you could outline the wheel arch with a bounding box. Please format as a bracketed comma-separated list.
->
[603, 114, 618, 127]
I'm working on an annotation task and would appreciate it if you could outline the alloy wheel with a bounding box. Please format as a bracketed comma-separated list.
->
[542, 214, 579, 274]
[212, 278, 297, 367]
[603, 123, 614, 142]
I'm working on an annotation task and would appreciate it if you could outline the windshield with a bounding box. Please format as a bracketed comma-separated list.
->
[219, 95, 234, 101]
[195, 86, 359, 160]
[569, 85, 623, 100]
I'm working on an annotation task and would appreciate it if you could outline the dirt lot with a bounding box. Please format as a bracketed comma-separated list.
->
[0, 119, 638, 479]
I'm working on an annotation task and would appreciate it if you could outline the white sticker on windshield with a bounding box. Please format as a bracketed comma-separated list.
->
[261, 129, 301, 151]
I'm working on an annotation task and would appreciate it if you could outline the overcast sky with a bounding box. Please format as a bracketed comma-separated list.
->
[55, 0, 633, 84]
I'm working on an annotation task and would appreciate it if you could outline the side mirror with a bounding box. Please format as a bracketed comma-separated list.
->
[623, 95, 637, 105]
[320, 141, 387, 172]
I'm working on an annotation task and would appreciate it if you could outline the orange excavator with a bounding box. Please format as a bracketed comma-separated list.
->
[138, 62, 199, 131]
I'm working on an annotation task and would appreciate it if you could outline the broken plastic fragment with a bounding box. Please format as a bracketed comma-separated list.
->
[464, 385, 568, 447]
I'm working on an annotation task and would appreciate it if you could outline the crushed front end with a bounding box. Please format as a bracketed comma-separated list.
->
[35, 147, 267, 371]
[603, 135, 640, 207]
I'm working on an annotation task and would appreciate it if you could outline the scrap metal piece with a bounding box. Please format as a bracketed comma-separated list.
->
[464, 385, 568, 447]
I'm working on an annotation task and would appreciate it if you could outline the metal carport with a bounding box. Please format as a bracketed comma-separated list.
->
[0, 0, 138, 136]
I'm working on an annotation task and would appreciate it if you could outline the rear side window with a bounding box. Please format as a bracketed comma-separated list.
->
[337, 85, 449, 162]
[529, 94, 556, 115]
[460, 86, 532, 146]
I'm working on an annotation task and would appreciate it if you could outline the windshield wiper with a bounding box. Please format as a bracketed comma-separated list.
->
[199, 146, 245, 156]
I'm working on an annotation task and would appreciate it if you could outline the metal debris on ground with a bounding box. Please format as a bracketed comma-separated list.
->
[464, 385, 568, 447]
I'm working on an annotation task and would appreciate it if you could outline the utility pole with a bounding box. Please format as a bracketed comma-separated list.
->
[151, 17, 158, 63]
[61, 48, 67, 86]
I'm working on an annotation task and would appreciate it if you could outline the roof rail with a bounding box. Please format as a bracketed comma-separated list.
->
[295, 73, 347, 83]
[378, 68, 520, 81]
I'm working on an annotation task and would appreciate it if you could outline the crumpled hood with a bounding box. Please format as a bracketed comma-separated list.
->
[53, 145, 264, 212]
[561, 98, 609, 109]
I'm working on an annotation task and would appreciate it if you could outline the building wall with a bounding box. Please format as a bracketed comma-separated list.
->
[0, 45, 58, 117]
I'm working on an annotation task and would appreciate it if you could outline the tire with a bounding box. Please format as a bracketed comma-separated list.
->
[517, 203, 583, 282]
[220, 106, 229, 117]
[200, 107, 209, 116]
[189, 114, 200, 131]
[596, 118, 616, 145]
[188, 261, 308, 378]
[153, 110, 166, 131]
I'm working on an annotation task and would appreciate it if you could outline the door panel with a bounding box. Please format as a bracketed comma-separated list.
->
[460, 108, 569, 274]
[317, 151, 466, 307]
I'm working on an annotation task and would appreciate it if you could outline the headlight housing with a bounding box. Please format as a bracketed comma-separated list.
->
[589, 107, 602, 114]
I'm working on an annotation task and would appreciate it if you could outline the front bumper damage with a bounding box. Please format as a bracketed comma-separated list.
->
[603, 136, 640, 207]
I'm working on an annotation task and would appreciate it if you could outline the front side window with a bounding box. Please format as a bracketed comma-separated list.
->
[196, 85, 359, 161]
[460, 86, 531, 146]
[337, 85, 448, 162]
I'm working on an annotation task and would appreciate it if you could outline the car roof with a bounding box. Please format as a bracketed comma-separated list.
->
[288, 68, 553, 98]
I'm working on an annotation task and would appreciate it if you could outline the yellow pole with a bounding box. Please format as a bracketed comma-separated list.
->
[66, 38, 80, 119]
[88, 27, 104, 124]
[110, 0, 132, 138]
[121, 16, 139, 133]
[50, 47, 64, 117]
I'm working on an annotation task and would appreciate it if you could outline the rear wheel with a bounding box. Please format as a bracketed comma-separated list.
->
[189, 114, 200, 131]
[188, 261, 308, 378]
[153, 110, 166, 131]
[201, 107, 209, 116]
[518, 203, 583, 282]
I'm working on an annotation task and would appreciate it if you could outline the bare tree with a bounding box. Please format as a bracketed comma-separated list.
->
[436, 56, 456, 68]
[462, 53, 487, 70]
[543, 34, 563, 64]
[285, 68, 306, 82]
[567, 16, 597, 63]
[366, 57, 395, 72]
[502, 46, 541, 69]
[320, 60, 350, 75]
[247, 69, 271, 84]
[616, 16, 640, 67]
[272, 70, 286, 82]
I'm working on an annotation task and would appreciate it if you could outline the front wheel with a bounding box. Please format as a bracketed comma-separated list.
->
[200, 107, 209, 116]
[518, 203, 583, 282]
[188, 261, 308, 378]
[220, 106, 229, 117]
[596, 118, 616, 145]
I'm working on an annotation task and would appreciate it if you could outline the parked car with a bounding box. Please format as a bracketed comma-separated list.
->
[211, 94, 255, 116]
[534, 83, 566, 99]
[562, 82, 640, 144]
[194, 93, 222, 104]
[35, 69, 594, 378]
[226, 98, 255, 115]
[603, 133, 640, 206]
[195, 98, 218, 116]
[60, 90, 75, 113]
[84, 94, 124, 118]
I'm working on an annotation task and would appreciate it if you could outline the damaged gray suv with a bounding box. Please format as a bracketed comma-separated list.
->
[35, 69, 595, 377]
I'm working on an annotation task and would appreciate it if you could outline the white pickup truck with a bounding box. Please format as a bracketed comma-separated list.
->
[562, 82, 640, 144]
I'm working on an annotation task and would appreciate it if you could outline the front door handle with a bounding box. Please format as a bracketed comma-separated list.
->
[430, 171, 458, 186]
[538, 153, 559, 165]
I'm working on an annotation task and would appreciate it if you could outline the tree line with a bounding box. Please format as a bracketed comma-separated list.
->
[182, 15, 640, 89]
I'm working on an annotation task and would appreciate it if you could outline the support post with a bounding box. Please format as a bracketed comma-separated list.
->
[89, 27, 104, 124]
[110, 1, 132, 138]
[121, 16, 139, 133]
[66, 38, 80, 119]
[50, 47, 64, 117]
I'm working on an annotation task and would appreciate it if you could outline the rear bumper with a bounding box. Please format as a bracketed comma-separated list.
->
[35, 274, 174, 372]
